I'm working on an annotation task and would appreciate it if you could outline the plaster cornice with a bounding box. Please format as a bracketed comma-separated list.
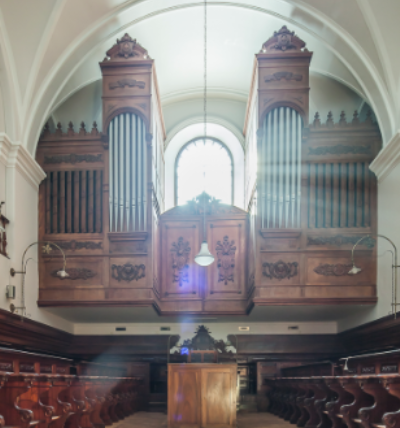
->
[370, 131, 400, 183]
[0, 133, 12, 167]
[0, 133, 46, 188]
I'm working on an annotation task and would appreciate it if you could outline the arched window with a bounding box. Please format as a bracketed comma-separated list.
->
[175, 138, 233, 206]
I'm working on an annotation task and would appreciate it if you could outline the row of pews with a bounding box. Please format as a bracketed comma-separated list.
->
[265, 350, 400, 428]
[0, 348, 147, 428]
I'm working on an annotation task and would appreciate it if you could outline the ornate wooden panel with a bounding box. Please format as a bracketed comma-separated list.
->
[206, 219, 246, 298]
[161, 221, 200, 298]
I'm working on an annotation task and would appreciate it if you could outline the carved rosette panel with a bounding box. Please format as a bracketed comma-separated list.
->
[313, 264, 352, 277]
[262, 261, 298, 280]
[171, 237, 190, 287]
[51, 268, 96, 280]
[111, 263, 145, 282]
[216, 236, 236, 285]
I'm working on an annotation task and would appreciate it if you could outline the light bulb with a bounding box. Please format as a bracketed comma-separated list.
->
[195, 241, 215, 266]
[348, 265, 362, 275]
[57, 269, 69, 278]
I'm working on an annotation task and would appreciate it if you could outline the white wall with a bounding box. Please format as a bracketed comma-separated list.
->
[337, 133, 400, 332]
[0, 134, 74, 333]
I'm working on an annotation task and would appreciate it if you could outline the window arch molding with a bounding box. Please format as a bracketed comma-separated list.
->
[174, 137, 234, 206]
[165, 122, 245, 211]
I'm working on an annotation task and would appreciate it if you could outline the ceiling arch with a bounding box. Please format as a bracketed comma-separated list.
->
[0, 0, 396, 155]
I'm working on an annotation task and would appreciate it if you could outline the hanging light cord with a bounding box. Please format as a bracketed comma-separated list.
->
[204, 0, 207, 142]
[203, 0, 207, 242]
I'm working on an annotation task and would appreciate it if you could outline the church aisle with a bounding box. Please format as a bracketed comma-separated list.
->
[111, 411, 290, 428]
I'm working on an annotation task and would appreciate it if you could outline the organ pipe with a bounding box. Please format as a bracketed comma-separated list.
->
[261, 107, 302, 229]
[109, 113, 147, 232]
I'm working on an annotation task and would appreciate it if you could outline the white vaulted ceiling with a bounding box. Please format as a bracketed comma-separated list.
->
[0, 0, 398, 154]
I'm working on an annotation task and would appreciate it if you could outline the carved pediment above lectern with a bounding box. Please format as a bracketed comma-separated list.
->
[103, 33, 150, 61]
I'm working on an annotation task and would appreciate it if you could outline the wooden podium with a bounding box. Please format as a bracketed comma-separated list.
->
[168, 363, 237, 428]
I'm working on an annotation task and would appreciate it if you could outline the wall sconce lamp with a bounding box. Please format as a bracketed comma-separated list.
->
[349, 234, 399, 318]
[10, 241, 68, 320]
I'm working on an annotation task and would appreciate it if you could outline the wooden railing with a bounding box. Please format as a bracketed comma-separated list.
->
[0, 348, 148, 428]
[264, 351, 400, 428]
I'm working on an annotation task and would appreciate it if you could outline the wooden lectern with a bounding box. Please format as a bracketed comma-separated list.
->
[168, 363, 237, 428]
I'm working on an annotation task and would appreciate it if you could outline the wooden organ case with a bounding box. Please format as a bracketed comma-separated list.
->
[36, 27, 381, 312]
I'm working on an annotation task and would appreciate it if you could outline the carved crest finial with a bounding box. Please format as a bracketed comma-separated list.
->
[105, 33, 149, 61]
[261, 26, 306, 53]
[91, 121, 99, 136]
[43, 122, 50, 136]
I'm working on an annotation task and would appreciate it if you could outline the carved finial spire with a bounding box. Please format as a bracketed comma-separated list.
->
[352, 110, 360, 125]
[326, 111, 334, 127]
[79, 121, 86, 136]
[313, 112, 321, 127]
[261, 26, 307, 53]
[67, 121, 74, 136]
[43, 122, 50, 136]
[339, 111, 347, 126]
[91, 121, 99, 136]
[55, 122, 62, 137]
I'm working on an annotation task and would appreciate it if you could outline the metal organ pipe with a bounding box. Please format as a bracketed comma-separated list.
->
[261, 107, 302, 229]
[109, 113, 147, 232]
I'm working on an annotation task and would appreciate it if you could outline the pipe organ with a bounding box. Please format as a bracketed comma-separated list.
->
[36, 28, 381, 313]
[109, 113, 147, 232]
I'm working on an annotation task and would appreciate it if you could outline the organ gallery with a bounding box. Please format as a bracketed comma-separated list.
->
[0, 2, 399, 428]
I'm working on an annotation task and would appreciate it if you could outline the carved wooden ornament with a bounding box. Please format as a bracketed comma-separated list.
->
[262, 261, 298, 280]
[313, 264, 353, 276]
[216, 236, 236, 285]
[171, 237, 190, 287]
[111, 263, 145, 282]
[261, 26, 306, 52]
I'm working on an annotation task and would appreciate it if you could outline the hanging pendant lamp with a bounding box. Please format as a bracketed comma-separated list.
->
[195, 3, 214, 267]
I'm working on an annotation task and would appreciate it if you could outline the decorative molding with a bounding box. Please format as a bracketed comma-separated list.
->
[307, 235, 376, 249]
[262, 260, 298, 280]
[56, 241, 103, 251]
[109, 79, 145, 90]
[0, 362, 13, 371]
[381, 364, 397, 373]
[261, 26, 307, 52]
[308, 145, 371, 156]
[313, 264, 353, 276]
[111, 263, 145, 282]
[51, 268, 96, 280]
[0, 133, 12, 167]
[2, 136, 46, 189]
[216, 236, 236, 285]
[171, 237, 190, 287]
[265, 72, 302, 82]
[370, 131, 400, 182]
[44, 153, 102, 164]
